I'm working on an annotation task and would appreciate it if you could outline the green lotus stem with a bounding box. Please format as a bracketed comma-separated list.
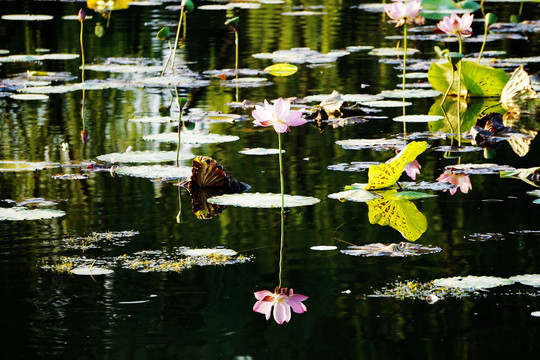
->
[80, 18, 85, 82]
[161, 39, 173, 77]
[457, 34, 463, 147]
[183, 12, 187, 41]
[477, 20, 489, 63]
[176, 183, 182, 223]
[81, 88, 86, 131]
[277, 132, 284, 289]
[171, 6, 185, 75]
[174, 86, 185, 167]
[402, 24, 407, 92]
[234, 29, 239, 74]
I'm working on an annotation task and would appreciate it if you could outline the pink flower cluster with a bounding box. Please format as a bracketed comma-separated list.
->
[437, 12, 474, 37]
[384, 0, 424, 27]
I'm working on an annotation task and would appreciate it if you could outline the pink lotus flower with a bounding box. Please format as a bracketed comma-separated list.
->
[404, 160, 421, 180]
[253, 287, 308, 324]
[437, 171, 472, 195]
[252, 98, 307, 133]
[385, 0, 424, 27]
[437, 12, 474, 37]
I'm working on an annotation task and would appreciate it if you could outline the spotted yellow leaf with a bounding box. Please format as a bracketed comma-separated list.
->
[364, 141, 427, 190]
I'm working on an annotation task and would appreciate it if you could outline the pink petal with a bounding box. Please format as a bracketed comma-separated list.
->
[273, 98, 289, 121]
[254, 290, 274, 300]
[286, 298, 307, 314]
[273, 302, 291, 324]
[273, 122, 289, 134]
[252, 107, 274, 127]
[283, 110, 307, 127]
[253, 300, 274, 320]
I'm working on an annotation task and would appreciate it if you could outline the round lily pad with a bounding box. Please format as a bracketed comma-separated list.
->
[361, 100, 412, 108]
[531, 311, 540, 317]
[96, 150, 193, 163]
[341, 242, 442, 257]
[239, 148, 283, 155]
[327, 161, 380, 172]
[84, 64, 163, 73]
[0, 160, 53, 172]
[335, 138, 406, 151]
[432, 276, 514, 290]
[0, 207, 65, 221]
[142, 132, 239, 144]
[509, 274, 540, 287]
[128, 116, 171, 123]
[393, 115, 444, 123]
[380, 89, 441, 98]
[207, 193, 320, 208]
[9, 94, 49, 101]
[328, 190, 379, 203]
[444, 163, 515, 175]
[310, 245, 338, 251]
[304, 93, 380, 103]
[72, 266, 114, 276]
[1, 14, 53, 21]
[369, 48, 420, 56]
[116, 165, 192, 180]
[52, 173, 89, 180]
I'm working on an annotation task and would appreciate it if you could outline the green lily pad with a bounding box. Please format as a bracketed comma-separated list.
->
[116, 165, 192, 180]
[84, 64, 163, 73]
[253, 47, 349, 64]
[310, 245, 338, 251]
[239, 148, 283, 155]
[128, 116, 172, 123]
[428, 60, 510, 97]
[0, 160, 54, 172]
[509, 275, 540, 287]
[9, 94, 49, 101]
[361, 100, 412, 108]
[304, 93, 379, 103]
[393, 115, 444, 122]
[72, 266, 114, 276]
[1, 14, 54, 21]
[0, 207, 65, 221]
[432, 275, 514, 290]
[207, 193, 320, 208]
[368, 48, 420, 56]
[142, 132, 239, 144]
[96, 151, 193, 163]
[380, 89, 442, 98]
[336, 138, 406, 151]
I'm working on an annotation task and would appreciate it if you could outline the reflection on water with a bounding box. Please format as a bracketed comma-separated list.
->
[1, 1, 540, 359]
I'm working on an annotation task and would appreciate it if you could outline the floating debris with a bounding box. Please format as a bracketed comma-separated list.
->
[371, 280, 468, 300]
[467, 232, 505, 242]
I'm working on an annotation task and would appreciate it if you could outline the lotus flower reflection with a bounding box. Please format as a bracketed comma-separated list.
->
[384, 0, 424, 27]
[437, 171, 472, 195]
[437, 12, 474, 37]
[252, 98, 307, 134]
[404, 160, 421, 180]
[253, 287, 308, 324]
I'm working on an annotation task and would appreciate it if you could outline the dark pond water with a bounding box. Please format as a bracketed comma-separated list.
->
[1, 0, 540, 359]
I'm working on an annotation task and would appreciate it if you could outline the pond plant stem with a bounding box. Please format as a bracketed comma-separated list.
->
[457, 34, 463, 147]
[278, 132, 284, 289]
[171, 6, 185, 74]
[402, 24, 407, 137]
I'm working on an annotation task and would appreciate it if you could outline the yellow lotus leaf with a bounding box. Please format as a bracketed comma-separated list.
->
[366, 190, 427, 241]
[87, 0, 129, 13]
[264, 63, 298, 77]
[364, 141, 427, 190]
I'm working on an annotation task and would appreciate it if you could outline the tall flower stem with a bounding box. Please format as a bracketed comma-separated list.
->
[171, 6, 185, 75]
[457, 34, 463, 147]
[235, 29, 239, 102]
[277, 132, 284, 288]
[79, 18, 85, 82]
[401, 24, 408, 136]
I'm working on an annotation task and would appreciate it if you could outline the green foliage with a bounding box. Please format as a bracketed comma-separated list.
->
[428, 60, 509, 97]
[183, 0, 195, 12]
[157, 27, 170, 41]
[224, 16, 239, 29]
[420, 0, 480, 20]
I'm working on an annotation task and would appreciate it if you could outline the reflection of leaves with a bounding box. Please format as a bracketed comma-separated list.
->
[365, 141, 427, 190]
[428, 97, 504, 135]
[428, 60, 509, 97]
[341, 242, 441, 257]
[501, 65, 538, 110]
[366, 190, 428, 241]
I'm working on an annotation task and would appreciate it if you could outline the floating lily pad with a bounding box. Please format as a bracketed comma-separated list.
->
[20, 80, 127, 94]
[223, 77, 271, 88]
[9, 94, 49, 101]
[467, 232, 505, 241]
[282, 11, 326, 16]
[1, 14, 53, 21]
[401, 181, 455, 191]
[136, 75, 211, 88]
[528, 190, 540, 197]
[310, 245, 338, 251]
[207, 193, 320, 208]
[72, 266, 114, 276]
[369, 48, 420, 56]
[239, 148, 283, 155]
[335, 138, 406, 151]
[85, 64, 163, 73]
[432, 276, 514, 290]
[304, 93, 379, 103]
[116, 165, 192, 180]
[183, 111, 248, 123]
[380, 89, 442, 98]
[342, 242, 441, 257]
[328, 189, 379, 202]
[509, 274, 540, 287]
[264, 63, 298, 77]
[0, 54, 79, 62]
[17, 198, 59, 207]
[253, 47, 349, 64]
[445, 163, 515, 175]
[532, 311, 540, 317]
[346, 45, 375, 52]
[371, 279, 467, 300]
[97, 150, 193, 163]
[199, 2, 261, 10]
[393, 115, 444, 123]
[142, 132, 239, 144]
[128, 116, 171, 123]
[433, 146, 482, 153]
[398, 72, 429, 79]
[327, 161, 380, 172]
[0, 160, 54, 172]
[0, 207, 65, 221]
[361, 100, 412, 108]
[62, 14, 93, 20]
[182, 248, 237, 257]
[52, 173, 89, 180]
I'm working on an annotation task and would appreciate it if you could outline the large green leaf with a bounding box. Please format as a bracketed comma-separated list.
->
[428, 60, 509, 97]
